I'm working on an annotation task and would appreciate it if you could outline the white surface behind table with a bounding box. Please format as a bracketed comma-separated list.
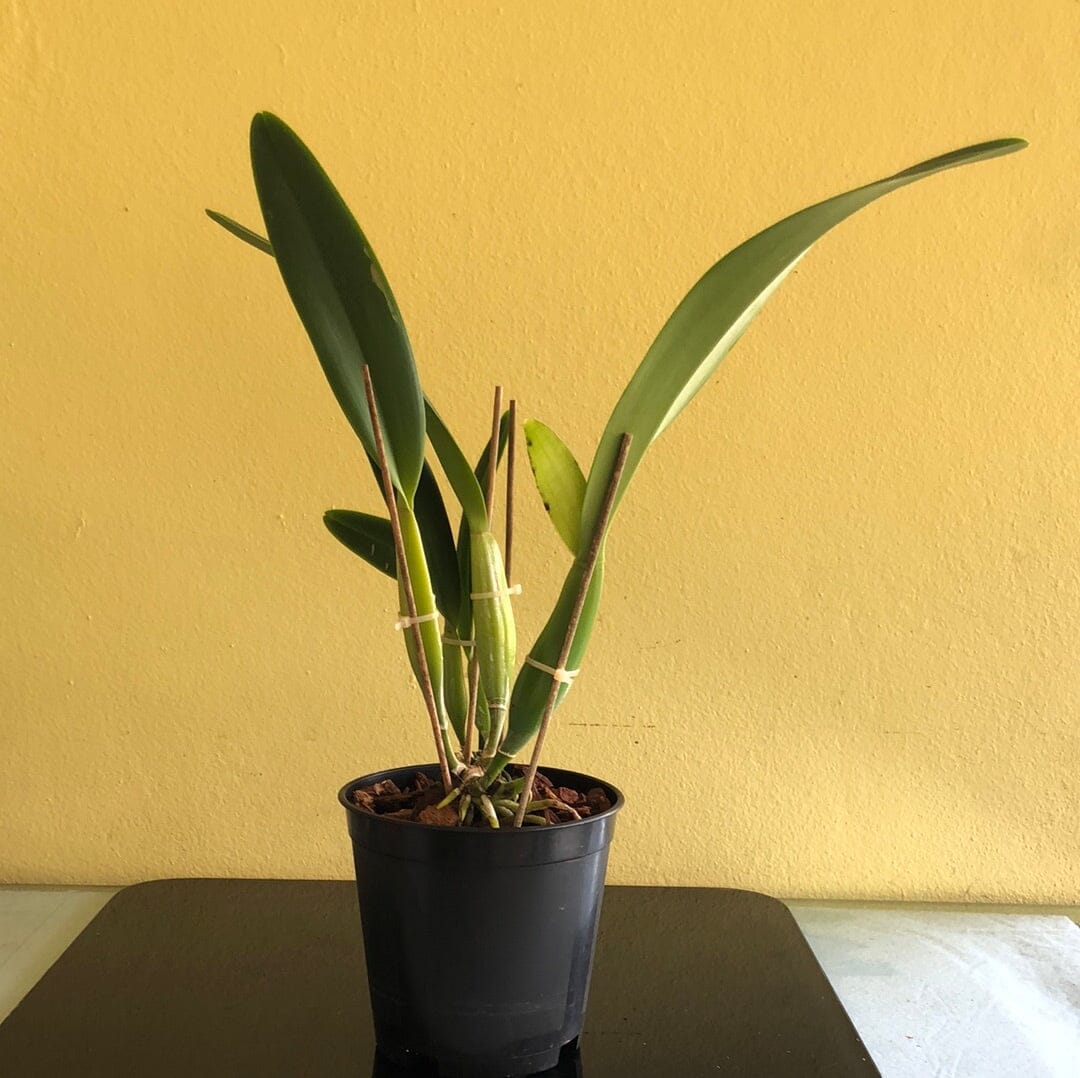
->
[1, 888, 1078, 1076]
[790, 905, 1080, 1078]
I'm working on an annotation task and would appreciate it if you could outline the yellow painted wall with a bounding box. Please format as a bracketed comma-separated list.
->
[1, 2, 1077, 902]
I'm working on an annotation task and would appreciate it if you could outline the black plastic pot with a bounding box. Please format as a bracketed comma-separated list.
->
[340, 764, 623, 1078]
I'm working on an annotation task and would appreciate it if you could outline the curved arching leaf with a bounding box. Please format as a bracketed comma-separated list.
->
[499, 137, 1027, 766]
[579, 138, 1027, 547]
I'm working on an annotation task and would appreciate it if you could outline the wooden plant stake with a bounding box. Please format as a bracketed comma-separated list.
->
[505, 398, 517, 581]
[361, 366, 453, 794]
[513, 433, 633, 827]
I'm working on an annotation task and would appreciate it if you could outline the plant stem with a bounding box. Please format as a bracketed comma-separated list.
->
[442, 628, 470, 745]
[474, 386, 509, 763]
[473, 528, 514, 765]
[398, 504, 458, 771]
[362, 366, 453, 794]
[512, 432, 632, 826]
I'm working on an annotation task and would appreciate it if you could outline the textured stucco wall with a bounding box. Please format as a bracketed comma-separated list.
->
[1, 1, 1077, 901]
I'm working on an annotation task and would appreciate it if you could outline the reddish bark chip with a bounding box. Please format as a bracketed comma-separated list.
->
[351, 788, 375, 812]
[413, 784, 445, 811]
[418, 804, 460, 828]
[532, 771, 555, 796]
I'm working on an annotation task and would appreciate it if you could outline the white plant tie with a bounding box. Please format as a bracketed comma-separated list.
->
[524, 656, 580, 685]
[394, 611, 440, 631]
[442, 635, 475, 648]
[469, 583, 523, 601]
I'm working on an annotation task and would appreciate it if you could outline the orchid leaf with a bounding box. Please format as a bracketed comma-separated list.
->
[323, 510, 395, 577]
[207, 185, 460, 617]
[413, 462, 463, 621]
[499, 137, 1027, 766]
[205, 210, 274, 256]
[523, 420, 585, 554]
[578, 138, 1026, 546]
[249, 112, 426, 500]
[455, 411, 510, 635]
[425, 400, 489, 532]
[334, 461, 461, 622]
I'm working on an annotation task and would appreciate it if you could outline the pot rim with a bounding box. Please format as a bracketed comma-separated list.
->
[338, 762, 624, 833]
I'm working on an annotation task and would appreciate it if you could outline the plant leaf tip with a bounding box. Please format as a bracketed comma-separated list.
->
[986, 136, 1028, 155]
[249, 111, 291, 149]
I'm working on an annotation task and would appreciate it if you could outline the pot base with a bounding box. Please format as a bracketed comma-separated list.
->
[377, 1036, 579, 1076]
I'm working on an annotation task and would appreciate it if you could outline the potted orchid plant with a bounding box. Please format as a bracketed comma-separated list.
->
[209, 115, 1023, 1076]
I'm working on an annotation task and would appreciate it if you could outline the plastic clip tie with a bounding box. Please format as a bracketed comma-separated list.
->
[442, 636, 475, 648]
[469, 583, 523, 601]
[524, 657, 580, 685]
[394, 611, 440, 631]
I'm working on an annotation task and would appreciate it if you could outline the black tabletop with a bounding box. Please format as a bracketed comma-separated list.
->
[0, 880, 879, 1076]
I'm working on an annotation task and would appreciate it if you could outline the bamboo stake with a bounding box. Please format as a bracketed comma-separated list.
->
[513, 433, 633, 827]
[505, 398, 517, 581]
[361, 366, 453, 794]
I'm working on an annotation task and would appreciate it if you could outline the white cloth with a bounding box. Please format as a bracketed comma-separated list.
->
[792, 906, 1080, 1078]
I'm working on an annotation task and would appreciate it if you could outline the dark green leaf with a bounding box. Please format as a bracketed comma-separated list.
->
[249, 112, 426, 499]
[323, 510, 395, 577]
[425, 400, 489, 532]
